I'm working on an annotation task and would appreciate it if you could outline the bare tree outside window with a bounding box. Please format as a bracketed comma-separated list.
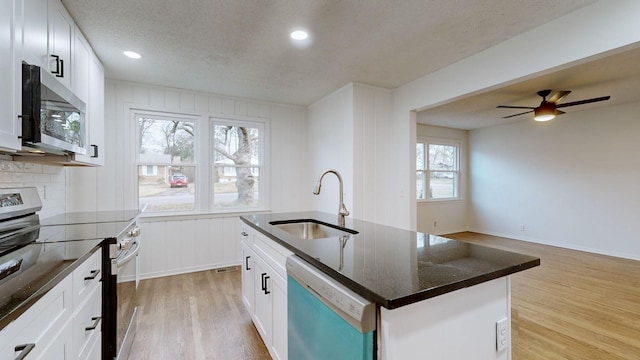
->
[212, 123, 262, 209]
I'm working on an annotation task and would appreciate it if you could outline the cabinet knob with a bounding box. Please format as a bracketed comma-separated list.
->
[241, 231, 249, 237]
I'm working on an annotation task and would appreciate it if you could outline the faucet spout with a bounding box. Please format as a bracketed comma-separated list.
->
[313, 169, 349, 227]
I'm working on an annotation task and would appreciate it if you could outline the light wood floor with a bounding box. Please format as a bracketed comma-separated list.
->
[129, 268, 270, 360]
[130, 232, 640, 359]
[447, 232, 640, 360]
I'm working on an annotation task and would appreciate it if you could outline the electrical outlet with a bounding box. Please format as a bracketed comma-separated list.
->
[433, 221, 437, 227]
[519, 224, 525, 232]
[496, 317, 510, 352]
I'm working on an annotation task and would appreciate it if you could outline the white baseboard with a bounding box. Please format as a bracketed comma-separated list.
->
[139, 261, 242, 281]
[466, 227, 640, 261]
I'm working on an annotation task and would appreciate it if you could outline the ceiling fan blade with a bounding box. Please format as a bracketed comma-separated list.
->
[548, 91, 571, 103]
[502, 110, 533, 119]
[555, 110, 565, 115]
[556, 96, 611, 108]
[497, 105, 536, 109]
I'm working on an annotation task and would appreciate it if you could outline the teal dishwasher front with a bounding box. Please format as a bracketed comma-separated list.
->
[286, 255, 376, 360]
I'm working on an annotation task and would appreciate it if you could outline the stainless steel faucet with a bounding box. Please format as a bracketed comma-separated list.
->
[313, 169, 350, 227]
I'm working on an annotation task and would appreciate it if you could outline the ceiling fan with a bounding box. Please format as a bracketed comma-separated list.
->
[497, 90, 611, 121]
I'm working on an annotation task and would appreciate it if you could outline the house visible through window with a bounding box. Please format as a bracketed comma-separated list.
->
[416, 140, 459, 201]
[136, 112, 196, 212]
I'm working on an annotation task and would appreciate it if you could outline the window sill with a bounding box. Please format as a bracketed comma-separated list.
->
[139, 208, 272, 222]
[417, 198, 464, 205]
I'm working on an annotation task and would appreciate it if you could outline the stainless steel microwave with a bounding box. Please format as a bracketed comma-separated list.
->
[21, 62, 87, 155]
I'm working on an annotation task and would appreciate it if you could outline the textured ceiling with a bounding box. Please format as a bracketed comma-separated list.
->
[61, 0, 597, 106]
[417, 46, 640, 129]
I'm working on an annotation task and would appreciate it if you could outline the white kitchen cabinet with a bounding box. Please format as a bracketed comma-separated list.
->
[239, 221, 291, 360]
[21, 0, 49, 68]
[0, 0, 22, 152]
[241, 240, 255, 315]
[71, 50, 105, 165]
[73, 29, 90, 104]
[47, 0, 73, 89]
[0, 275, 73, 359]
[0, 250, 102, 360]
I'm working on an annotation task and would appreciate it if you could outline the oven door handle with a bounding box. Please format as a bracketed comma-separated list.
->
[116, 240, 140, 268]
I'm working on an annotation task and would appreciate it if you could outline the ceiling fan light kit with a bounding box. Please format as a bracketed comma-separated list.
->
[497, 89, 611, 122]
[533, 103, 556, 121]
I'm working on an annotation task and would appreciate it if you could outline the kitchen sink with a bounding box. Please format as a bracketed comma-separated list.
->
[269, 219, 358, 240]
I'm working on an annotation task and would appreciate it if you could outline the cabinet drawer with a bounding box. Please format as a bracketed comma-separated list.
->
[253, 231, 293, 280]
[0, 275, 72, 358]
[72, 284, 102, 359]
[72, 250, 102, 308]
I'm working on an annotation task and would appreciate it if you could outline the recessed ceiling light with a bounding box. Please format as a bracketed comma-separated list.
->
[123, 50, 142, 59]
[290, 30, 309, 41]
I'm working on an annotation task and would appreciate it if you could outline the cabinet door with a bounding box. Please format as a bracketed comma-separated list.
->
[241, 242, 255, 315]
[48, 0, 73, 89]
[21, 0, 49, 67]
[73, 30, 90, 103]
[270, 272, 287, 360]
[252, 256, 273, 346]
[0, 0, 21, 152]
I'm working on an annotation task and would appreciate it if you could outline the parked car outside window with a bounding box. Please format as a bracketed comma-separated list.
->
[170, 174, 188, 188]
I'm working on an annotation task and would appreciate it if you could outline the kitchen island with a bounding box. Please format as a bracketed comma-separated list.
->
[240, 211, 540, 359]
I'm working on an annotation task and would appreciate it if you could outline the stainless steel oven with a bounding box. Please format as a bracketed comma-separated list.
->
[104, 222, 140, 360]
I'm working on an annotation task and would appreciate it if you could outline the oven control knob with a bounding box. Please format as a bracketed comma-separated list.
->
[118, 239, 131, 250]
[127, 227, 140, 238]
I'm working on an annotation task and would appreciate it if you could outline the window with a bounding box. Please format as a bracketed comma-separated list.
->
[136, 112, 196, 212]
[135, 111, 267, 214]
[416, 140, 460, 201]
[211, 119, 263, 210]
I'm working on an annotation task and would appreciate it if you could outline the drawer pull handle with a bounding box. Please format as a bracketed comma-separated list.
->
[264, 276, 270, 295]
[241, 231, 249, 237]
[85, 316, 102, 331]
[245, 256, 251, 270]
[14, 343, 35, 360]
[84, 269, 100, 281]
[261, 272, 267, 291]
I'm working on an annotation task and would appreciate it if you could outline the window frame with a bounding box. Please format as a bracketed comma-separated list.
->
[134, 110, 199, 214]
[416, 137, 461, 202]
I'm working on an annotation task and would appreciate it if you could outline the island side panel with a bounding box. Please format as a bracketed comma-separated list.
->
[379, 276, 511, 360]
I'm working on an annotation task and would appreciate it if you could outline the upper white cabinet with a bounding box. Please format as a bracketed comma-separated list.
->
[47, 0, 73, 89]
[0, 0, 22, 152]
[72, 30, 104, 165]
[21, 0, 48, 68]
[0, 0, 105, 163]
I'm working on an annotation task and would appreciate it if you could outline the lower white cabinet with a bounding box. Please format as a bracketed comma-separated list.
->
[0, 249, 102, 360]
[240, 222, 291, 360]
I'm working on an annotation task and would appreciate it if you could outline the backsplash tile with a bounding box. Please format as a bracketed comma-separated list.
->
[0, 160, 66, 218]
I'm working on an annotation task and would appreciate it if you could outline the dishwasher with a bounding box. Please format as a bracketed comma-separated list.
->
[286, 255, 376, 359]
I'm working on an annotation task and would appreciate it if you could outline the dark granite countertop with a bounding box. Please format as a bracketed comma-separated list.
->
[0, 238, 103, 330]
[241, 211, 540, 309]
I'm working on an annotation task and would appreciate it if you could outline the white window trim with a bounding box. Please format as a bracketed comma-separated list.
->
[416, 137, 462, 203]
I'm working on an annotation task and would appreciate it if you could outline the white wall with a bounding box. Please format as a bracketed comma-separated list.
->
[393, 0, 640, 231]
[69, 80, 307, 279]
[307, 85, 354, 215]
[469, 101, 640, 260]
[415, 124, 468, 235]
[306, 83, 393, 225]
